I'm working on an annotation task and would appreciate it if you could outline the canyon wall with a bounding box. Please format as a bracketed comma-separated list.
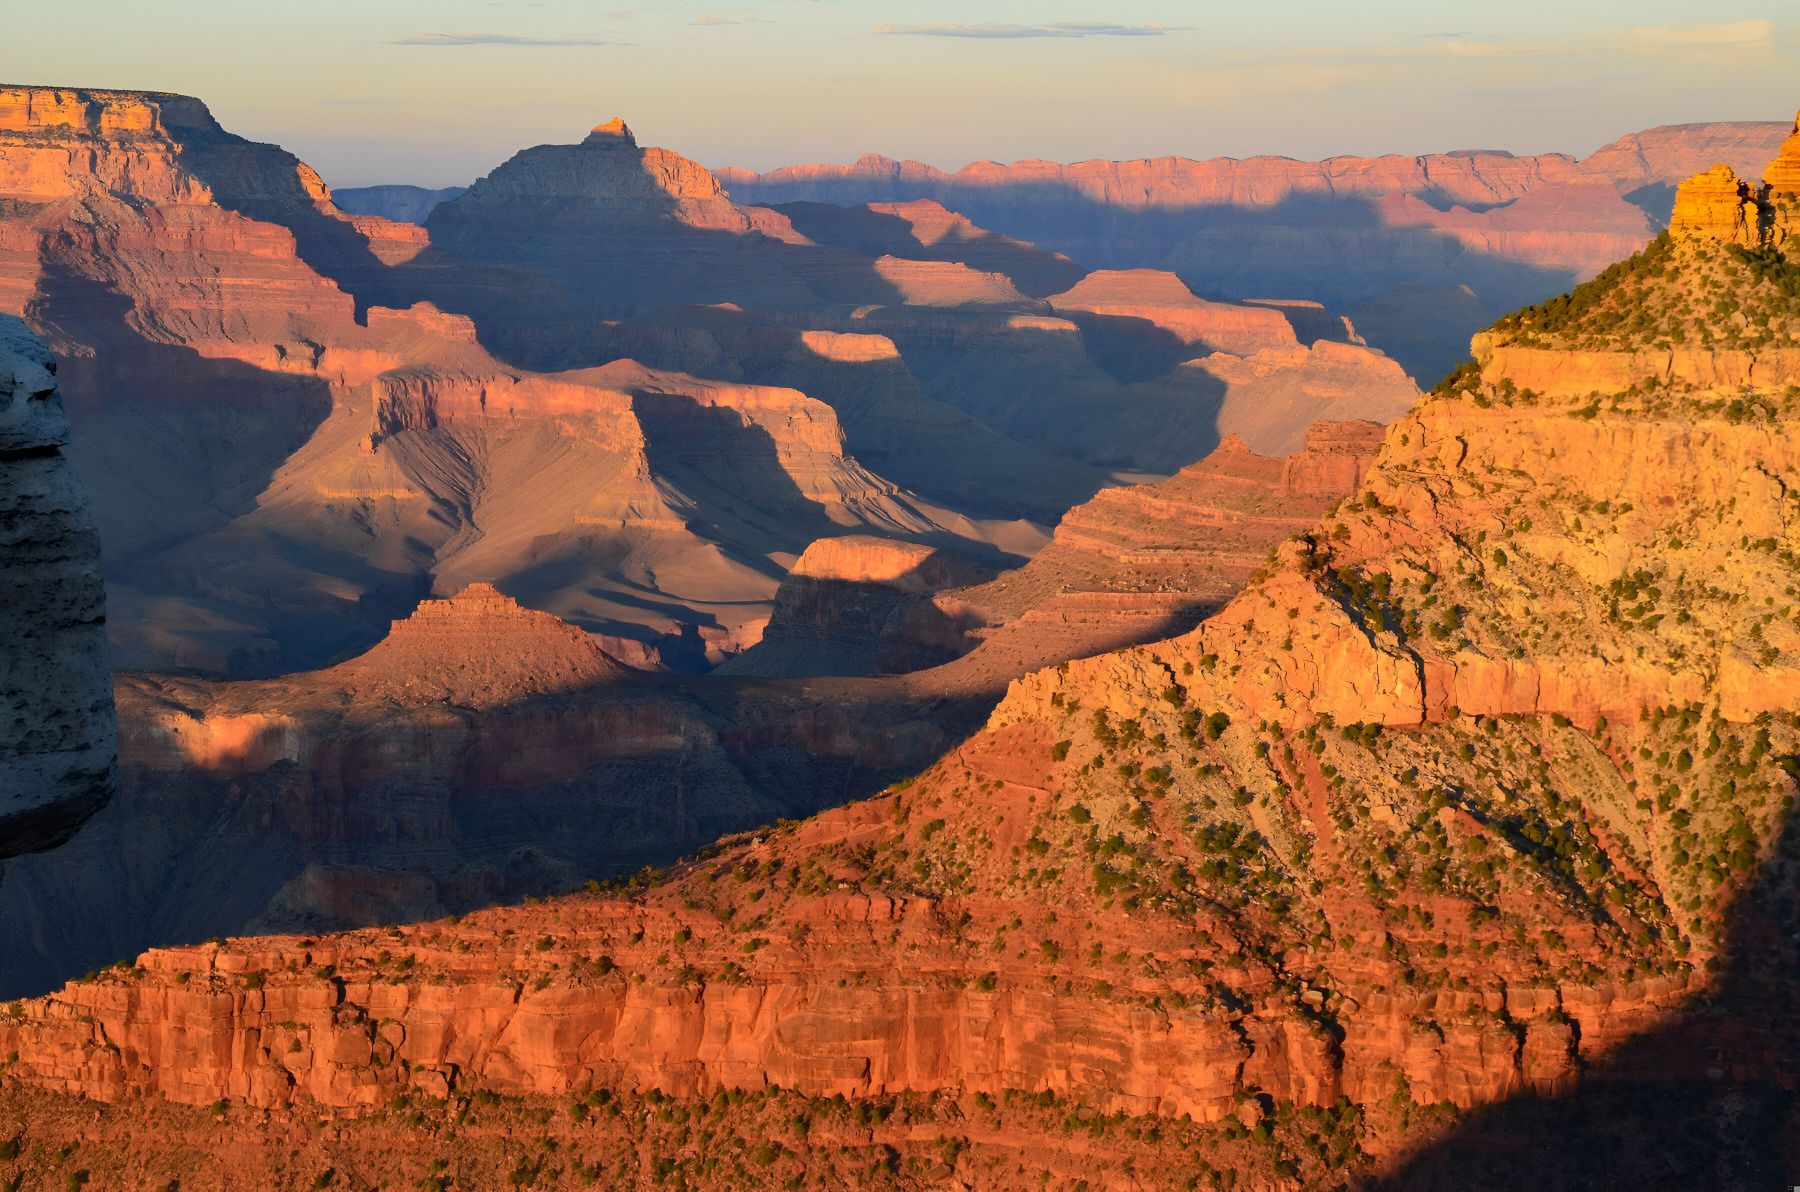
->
[0, 315, 115, 859]
[714, 120, 1792, 382]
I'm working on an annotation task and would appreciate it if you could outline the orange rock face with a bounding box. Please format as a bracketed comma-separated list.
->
[1669, 112, 1800, 249]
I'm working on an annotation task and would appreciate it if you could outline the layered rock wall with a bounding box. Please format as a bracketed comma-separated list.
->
[0, 316, 115, 857]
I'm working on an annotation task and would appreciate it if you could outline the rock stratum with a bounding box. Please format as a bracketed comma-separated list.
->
[8, 110, 1800, 1191]
[0, 315, 114, 859]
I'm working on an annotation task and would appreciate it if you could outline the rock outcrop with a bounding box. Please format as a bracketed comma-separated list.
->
[1048, 268, 1300, 355]
[324, 582, 628, 707]
[719, 536, 997, 677]
[0, 315, 114, 859]
[1668, 109, 1800, 248]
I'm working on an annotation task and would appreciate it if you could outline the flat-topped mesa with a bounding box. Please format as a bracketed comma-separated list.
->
[1048, 268, 1299, 355]
[325, 583, 627, 707]
[0, 84, 221, 204]
[0, 84, 221, 137]
[0, 81, 368, 228]
[1670, 110, 1800, 248]
[788, 535, 990, 593]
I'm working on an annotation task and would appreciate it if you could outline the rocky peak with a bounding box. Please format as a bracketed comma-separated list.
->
[1763, 108, 1800, 195]
[1669, 109, 1800, 249]
[446, 117, 732, 208]
[584, 117, 635, 146]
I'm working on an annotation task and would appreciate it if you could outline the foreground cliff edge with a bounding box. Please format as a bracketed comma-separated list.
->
[0, 315, 115, 859]
[6, 115, 1800, 1188]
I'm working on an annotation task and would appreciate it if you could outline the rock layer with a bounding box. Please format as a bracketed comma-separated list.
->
[726, 423, 1383, 689]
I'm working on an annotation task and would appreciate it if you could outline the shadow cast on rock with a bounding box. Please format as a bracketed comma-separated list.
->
[1370, 777, 1800, 1191]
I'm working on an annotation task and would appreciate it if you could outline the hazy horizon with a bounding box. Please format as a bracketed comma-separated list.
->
[4, 1, 1794, 189]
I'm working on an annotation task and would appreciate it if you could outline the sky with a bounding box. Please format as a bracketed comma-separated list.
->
[3, 1, 1794, 188]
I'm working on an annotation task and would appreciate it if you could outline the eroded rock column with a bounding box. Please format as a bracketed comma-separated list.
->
[0, 314, 116, 858]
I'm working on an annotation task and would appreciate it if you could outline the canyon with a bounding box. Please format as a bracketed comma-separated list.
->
[5, 106, 1800, 1191]
[728, 420, 1384, 685]
[0, 85, 1417, 680]
[0, 419, 1380, 999]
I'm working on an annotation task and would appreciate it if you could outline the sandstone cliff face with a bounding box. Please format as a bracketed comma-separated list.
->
[1667, 110, 1800, 249]
[0, 315, 115, 859]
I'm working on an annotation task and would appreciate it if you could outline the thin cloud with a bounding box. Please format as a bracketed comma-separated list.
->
[1628, 19, 1772, 50]
[693, 14, 770, 25]
[875, 22, 1181, 39]
[389, 32, 609, 46]
[1287, 38, 1558, 61]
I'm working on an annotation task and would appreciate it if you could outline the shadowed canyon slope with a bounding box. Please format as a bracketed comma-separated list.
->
[7, 111, 1800, 1190]
[0, 86, 1418, 678]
